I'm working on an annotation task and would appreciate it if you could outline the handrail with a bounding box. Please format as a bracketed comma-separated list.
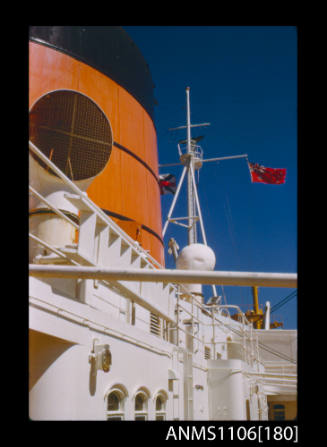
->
[211, 314, 297, 365]
[28, 264, 298, 288]
[29, 185, 79, 229]
[29, 233, 79, 264]
[29, 140, 163, 270]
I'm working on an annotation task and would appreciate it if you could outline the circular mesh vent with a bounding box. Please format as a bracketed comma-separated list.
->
[29, 90, 112, 180]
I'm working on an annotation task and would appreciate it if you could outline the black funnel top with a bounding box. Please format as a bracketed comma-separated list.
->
[29, 26, 156, 121]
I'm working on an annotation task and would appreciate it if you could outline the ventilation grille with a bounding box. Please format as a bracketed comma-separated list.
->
[150, 313, 162, 337]
[30, 90, 112, 180]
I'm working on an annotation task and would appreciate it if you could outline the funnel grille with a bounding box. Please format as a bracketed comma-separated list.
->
[30, 90, 112, 180]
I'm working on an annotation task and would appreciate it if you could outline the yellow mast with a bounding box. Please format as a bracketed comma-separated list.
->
[242, 286, 263, 329]
[252, 286, 263, 329]
[231, 286, 282, 329]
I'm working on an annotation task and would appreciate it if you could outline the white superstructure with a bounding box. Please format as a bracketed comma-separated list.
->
[29, 107, 297, 421]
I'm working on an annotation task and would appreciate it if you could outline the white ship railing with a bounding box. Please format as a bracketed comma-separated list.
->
[29, 185, 79, 230]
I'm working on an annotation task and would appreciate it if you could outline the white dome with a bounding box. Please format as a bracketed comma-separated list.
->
[176, 243, 216, 271]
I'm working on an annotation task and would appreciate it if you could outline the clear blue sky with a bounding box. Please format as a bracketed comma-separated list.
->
[124, 26, 297, 329]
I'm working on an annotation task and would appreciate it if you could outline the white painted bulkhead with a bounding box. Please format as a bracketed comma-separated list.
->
[207, 359, 246, 420]
[28, 274, 248, 421]
[29, 330, 173, 420]
[29, 276, 178, 420]
[29, 271, 294, 421]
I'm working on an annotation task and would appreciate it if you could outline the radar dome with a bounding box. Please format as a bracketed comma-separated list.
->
[176, 244, 216, 300]
[176, 243, 216, 271]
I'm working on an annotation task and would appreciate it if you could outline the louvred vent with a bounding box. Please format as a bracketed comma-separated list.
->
[30, 90, 112, 180]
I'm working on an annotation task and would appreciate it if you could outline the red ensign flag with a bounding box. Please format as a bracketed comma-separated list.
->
[248, 161, 286, 184]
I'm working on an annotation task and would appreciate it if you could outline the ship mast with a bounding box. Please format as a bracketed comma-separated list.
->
[162, 87, 211, 245]
[185, 86, 197, 245]
[162, 86, 248, 246]
[160, 87, 249, 300]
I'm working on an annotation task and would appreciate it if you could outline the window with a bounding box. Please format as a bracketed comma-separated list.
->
[272, 404, 286, 420]
[204, 346, 211, 360]
[134, 391, 148, 420]
[105, 385, 127, 420]
[155, 392, 167, 420]
[246, 399, 251, 420]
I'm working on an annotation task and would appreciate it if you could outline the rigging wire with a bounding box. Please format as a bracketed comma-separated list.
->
[222, 189, 244, 309]
[221, 285, 228, 306]
[195, 164, 225, 303]
[255, 289, 297, 324]
[223, 191, 242, 268]
[270, 290, 297, 314]
[214, 314, 296, 364]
